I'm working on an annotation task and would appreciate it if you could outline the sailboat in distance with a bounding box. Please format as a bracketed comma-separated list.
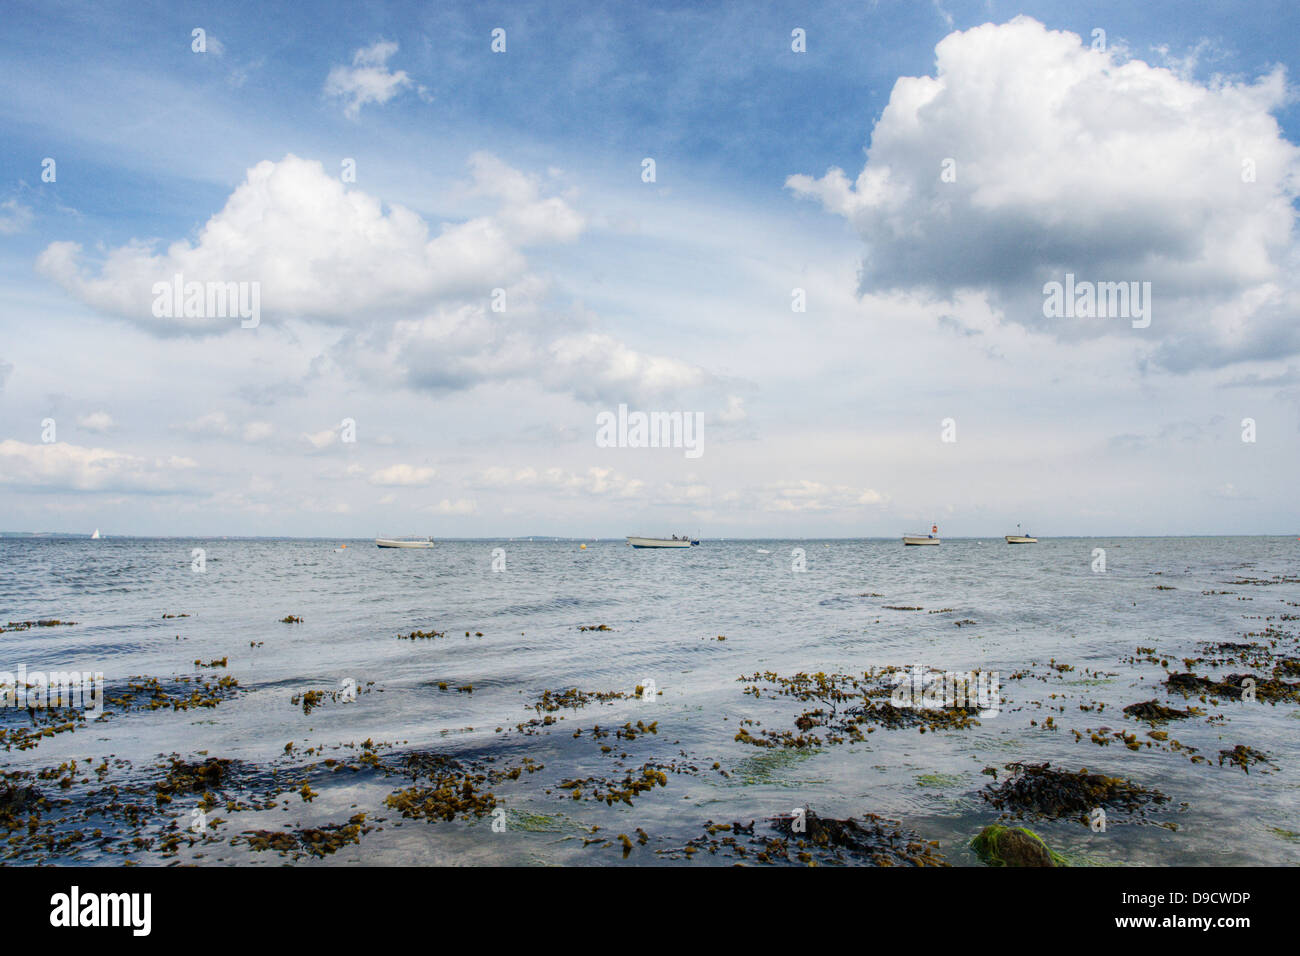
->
[91, 529, 100, 540]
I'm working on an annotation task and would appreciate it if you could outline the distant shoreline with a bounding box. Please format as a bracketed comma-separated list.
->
[3, 533, 1296, 542]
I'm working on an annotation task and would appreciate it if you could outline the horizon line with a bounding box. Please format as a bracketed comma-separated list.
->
[3, 533, 1298, 541]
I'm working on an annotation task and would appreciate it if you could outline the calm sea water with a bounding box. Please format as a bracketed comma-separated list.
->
[2, 536, 1298, 865]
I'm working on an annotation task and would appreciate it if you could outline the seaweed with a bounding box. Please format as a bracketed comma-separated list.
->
[398, 628, 445, 640]
[0, 620, 76, 633]
[241, 815, 370, 858]
[1165, 670, 1300, 703]
[1217, 745, 1271, 773]
[981, 762, 1169, 825]
[1122, 700, 1195, 723]
[736, 669, 985, 747]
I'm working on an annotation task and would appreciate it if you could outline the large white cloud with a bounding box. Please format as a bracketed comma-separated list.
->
[37, 153, 581, 335]
[34, 152, 710, 406]
[0, 440, 197, 494]
[787, 16, 1300, 370]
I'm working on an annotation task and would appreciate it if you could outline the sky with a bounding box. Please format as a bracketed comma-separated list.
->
[1, 0, 1299, 537]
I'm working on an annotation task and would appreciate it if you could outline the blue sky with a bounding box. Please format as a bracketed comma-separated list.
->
[2, 1, 1299, 536]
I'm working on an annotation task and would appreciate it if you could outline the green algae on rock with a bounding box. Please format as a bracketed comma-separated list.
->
[971, 824, 1065, 867]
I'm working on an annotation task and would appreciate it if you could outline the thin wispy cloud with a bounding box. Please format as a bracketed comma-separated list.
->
[324, 40, 413, 118]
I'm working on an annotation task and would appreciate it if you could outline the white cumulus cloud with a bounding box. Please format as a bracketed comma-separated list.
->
[787, 16, 1300, 370]
[37, 154, 582, 336]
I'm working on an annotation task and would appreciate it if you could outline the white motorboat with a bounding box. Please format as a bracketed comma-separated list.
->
[375, 537, 435, 549]
[1005, 523, 1037, 544]
[626, 535, 692, 549]
[904, 524, 940, 546]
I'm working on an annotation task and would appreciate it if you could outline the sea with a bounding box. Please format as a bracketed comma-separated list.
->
[1, 536, 1298, 866]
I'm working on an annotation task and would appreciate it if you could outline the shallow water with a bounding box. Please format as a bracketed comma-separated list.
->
[2, 536, 1298, 865]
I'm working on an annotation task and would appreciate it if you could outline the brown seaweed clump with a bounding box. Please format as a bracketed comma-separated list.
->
[530, 687, 637, 713]
[241, 814, 371, 858]
[648, 811, 945, 866]
[769, 809, 948, 866]
[291, 681, 374, 714]
[0, 620, 76, 633]
[0, 779, 45, 831]
[1218, 745, 1272, 774]
[981, 762, 1168, 825]
[557, 763, 670, 806]
[1122, 700, 1196, 723]
[397, 628, 445, 640]
[385, 782, 497, 821]
[106, 674, 241, 713]
[1165, 671, 1300, 703]
[0, 707, 84, 751]
[153, 757, 233, 804]
[735, 669, 984, 747]
[382, 751, 544, 821]
[1273, 659, 1300, 678]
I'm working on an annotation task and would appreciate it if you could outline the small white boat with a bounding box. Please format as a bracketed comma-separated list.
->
[1005, 523, 1037, 544]
[91, 529, 100, 540]
[375, 537, 434, 549]
[626, 535, 692, 549]
[903, 524, 940, 546]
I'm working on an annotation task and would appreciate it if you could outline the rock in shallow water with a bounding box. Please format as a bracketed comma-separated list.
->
[971, 825, 1063, 867]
